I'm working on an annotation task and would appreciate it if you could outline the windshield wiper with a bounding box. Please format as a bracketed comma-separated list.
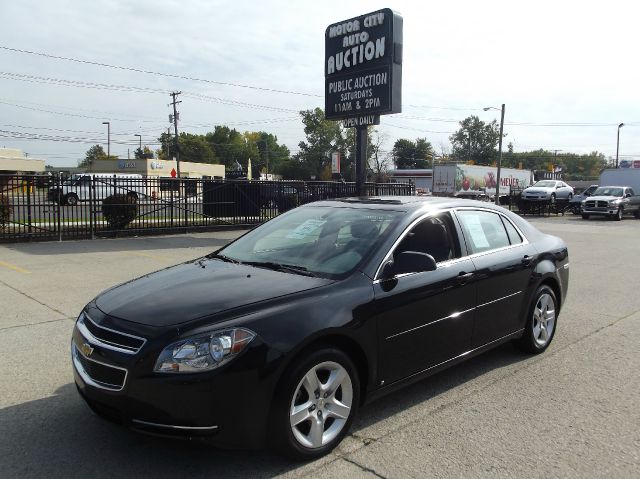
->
[242, 261, 317, 277]
[207, 253, 240, 264]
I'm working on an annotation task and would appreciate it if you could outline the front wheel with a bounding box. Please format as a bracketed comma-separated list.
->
[271, 348, 360, 460]
[614, 207, 623, 221]
[581, 213, 589, 220]
[514, 285, 558, 354]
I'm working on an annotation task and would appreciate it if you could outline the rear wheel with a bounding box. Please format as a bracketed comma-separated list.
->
[271, 348, 360, 460]
[514, 285, 558, 354]
[65, 194, 78, 206]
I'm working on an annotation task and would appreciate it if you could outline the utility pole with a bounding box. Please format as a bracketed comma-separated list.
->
[102, 122, 110, 159]
[169, 91, 182, 177]
[166, 127, 171, 159]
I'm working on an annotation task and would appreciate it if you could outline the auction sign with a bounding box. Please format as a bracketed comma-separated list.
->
[325, 8, 403, 122]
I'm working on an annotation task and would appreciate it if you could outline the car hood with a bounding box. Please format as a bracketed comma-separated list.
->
[95, 258, 333, 327]
[584, 195, 621, 202]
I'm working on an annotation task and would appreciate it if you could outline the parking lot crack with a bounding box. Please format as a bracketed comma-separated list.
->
[0, 278, 70, 319]
[341, 457, 387, 478]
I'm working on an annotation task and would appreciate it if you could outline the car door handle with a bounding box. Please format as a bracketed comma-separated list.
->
[521, 255, 533, 266]
[456, 272, 474, 285]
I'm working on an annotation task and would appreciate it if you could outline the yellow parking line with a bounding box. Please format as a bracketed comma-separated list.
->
[125, 251, 173, 262]
[0, 260, 31, 274]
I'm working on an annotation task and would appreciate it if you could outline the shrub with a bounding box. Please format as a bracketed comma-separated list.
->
[0, 194, 12, 229]
[102, 194, 137, 229]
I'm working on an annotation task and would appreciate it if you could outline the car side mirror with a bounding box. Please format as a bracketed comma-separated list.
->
[626, 193, 632, 197]
[381, 251, 437, 279]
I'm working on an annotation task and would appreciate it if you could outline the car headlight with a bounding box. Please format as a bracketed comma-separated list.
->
[154, 328, 256, 373]
[608, 199, 620, 206]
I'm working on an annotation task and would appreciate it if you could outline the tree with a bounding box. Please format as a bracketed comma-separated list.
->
[134, 146, 154, 160]
[290, 108, 374, 180]
[79, 145, 107, 168]
[449, 116, 502, 165]
[392, 138, 434, 169]
[369, 130, 391, 181]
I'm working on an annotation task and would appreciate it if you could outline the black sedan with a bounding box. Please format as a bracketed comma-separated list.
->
[71, 197, 569, 459]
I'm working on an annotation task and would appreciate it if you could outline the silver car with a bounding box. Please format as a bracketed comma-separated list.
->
[521, 180, 574, 202]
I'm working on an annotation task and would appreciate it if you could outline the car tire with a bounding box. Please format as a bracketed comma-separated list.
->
[567, 193, 573, 200]
[634, 210, 640, 219]
[271, 348, 360, 460]
[614, 207, 623, 221]
[65, 194, 78, 206]
[581, 213, 589, 220]
[514, 285, 558, 354]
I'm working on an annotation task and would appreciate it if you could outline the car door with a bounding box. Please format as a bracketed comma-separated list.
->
[373, 212, 477, 385]
[454, 209, 537, 347]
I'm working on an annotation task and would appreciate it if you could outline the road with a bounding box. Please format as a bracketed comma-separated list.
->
[0, 216, 638, 478]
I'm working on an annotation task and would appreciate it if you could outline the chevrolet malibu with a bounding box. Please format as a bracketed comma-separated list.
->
[71, 197, 569, 459]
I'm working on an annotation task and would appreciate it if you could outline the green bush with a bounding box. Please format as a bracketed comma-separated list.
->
[0, 194, 12, 229]
[102, 194, 138, 229]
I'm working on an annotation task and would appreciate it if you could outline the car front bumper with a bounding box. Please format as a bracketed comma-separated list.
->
[581, 208, 618, 216]
[71, 318, 279, 447]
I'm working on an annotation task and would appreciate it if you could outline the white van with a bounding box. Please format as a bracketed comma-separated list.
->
[50, 173, 146, 206]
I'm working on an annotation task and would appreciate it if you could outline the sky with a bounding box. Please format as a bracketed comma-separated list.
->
[0, 0, 638, 167]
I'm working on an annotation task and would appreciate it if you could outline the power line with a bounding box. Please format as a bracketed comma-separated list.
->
[0, 99, 165, 123]
[0, 45, 321, 97]
[0, 71, 306, 114]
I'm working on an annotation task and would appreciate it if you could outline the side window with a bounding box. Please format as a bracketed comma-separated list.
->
[394, 213, 460, 263]
[456, 210, 510, 254]
[500, 216, 522, 245]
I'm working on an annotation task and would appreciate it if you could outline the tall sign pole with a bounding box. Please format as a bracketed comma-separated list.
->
[325, 8, 403, 196]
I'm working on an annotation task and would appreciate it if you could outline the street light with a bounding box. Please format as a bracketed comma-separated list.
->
[616, 123, 624, 168]
[134, 134, 142, 151]
[483, 104, 505, 205]
[101, 122, 110, 159]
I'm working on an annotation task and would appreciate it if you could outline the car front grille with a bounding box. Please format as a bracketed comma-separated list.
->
[72, 342, 127, 391]
[585, 200, 609, 209]
[77, 312, 146, 354]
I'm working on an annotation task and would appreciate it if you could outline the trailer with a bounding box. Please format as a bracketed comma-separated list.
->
[432, 164, 532, 198]
[600, 168, 640, 191]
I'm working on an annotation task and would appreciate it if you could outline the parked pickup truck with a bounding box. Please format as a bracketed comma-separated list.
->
[581, 186, 640, 221]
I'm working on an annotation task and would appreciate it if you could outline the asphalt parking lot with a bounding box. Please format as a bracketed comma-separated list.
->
[1, 215, 638, 478]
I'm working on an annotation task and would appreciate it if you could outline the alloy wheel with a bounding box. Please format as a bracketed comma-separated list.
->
[289, 361, 353, 449]
[532, 292, 556, 347]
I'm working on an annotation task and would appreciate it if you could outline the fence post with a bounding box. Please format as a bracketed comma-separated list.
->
[170, 185, 174, 228]
[90, 175, 95, 240]
[25, 176, 33, 236]
[57, 174, 62, 242]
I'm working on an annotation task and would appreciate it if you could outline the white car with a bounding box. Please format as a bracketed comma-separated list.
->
[521, 180, 574, 202]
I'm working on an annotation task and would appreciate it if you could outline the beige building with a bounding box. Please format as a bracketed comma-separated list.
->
[0, 148, 46, 173]
[87, 158, 225, 179]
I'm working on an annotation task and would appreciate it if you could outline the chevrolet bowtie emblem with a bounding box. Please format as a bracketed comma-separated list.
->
[80, 343, 94, 357]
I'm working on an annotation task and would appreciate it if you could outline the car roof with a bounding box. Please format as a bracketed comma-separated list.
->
[302, 196, 506, 213]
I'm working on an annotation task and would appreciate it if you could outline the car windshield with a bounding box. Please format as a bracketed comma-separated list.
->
[593, 187, 623, 197]
[216, 205, 402, 279]
[532, 181, 556, 188]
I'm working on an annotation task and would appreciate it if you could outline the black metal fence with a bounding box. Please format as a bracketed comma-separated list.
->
[0, 174, 414, 242]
